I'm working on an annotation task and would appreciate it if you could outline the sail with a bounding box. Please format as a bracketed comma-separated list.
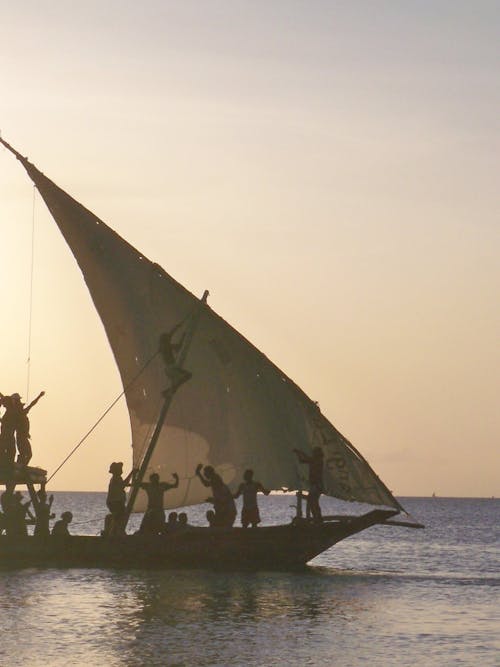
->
[2, 140, 402, 513]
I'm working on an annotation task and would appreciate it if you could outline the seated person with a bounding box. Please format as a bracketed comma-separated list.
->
[163, 511, 178, 534]
[51, 511, 73, 536]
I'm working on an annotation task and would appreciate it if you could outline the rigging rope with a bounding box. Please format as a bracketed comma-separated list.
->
[26, 185, 36, 401]
[47, 351, 158, 484]
[48, 296, 205, 486]
[70, 514, 108, 527]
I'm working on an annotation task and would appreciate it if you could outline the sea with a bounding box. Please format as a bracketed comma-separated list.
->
[0, 495, 497, 667]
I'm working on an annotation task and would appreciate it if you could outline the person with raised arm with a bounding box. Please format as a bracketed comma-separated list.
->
[34, 486, 55, 537]
[138, 472, 179, 535]
[9, 390, 45, 465]
[4, 491, 35, 537]
[195, 464, 236, 528]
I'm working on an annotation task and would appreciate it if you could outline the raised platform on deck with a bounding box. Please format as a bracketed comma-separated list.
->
[0, 463, 47, 485]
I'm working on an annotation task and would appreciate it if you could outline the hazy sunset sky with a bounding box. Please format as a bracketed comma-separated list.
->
[0, 1, 498, 496]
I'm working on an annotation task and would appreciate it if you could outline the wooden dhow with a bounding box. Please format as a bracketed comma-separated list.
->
[0, 138, 422, 570]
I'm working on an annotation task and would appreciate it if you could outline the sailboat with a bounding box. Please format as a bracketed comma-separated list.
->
[0, 137, 422, 570]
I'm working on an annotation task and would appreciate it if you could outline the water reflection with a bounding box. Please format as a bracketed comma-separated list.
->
[0, 560, 497, 667]
[0, 566, 373, 665]
[115, 568, 373, 666]
[123, 568, 369, 622]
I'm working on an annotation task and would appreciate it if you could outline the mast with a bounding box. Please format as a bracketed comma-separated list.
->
[123, 290, 209, 528]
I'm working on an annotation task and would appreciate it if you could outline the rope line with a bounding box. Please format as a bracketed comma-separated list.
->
[26, 185, 36, 400]
[47, 351, 158, 484]
[70, 514, 108, 526]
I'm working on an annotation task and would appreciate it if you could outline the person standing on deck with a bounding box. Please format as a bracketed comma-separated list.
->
[293, 447, 324, 523]
[195, 464, 236, 528]
[34, 487, 55, 538]
[4, 491, 35, 537]
[0, 395, 17, 466]
[106, 462, 136, 525]
[102, 462, 136, 537]
[10, 391, 45, 465]
[138, 472, 179, 535]
[233, 469, 270, 528]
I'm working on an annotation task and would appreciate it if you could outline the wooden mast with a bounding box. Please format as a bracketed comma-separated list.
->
[122, 290, 209, 529]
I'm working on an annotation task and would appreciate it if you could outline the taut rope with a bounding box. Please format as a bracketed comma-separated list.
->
[26, 185, 37, 400]
[47, 351, 158, 483]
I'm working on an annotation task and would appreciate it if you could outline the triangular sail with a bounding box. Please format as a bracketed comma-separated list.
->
[2, 140, 403, 513]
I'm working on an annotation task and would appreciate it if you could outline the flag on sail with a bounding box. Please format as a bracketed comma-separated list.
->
[2, 140, 403, 513]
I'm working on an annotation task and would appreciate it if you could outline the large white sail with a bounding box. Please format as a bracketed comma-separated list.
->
[3, 142, 402, 512]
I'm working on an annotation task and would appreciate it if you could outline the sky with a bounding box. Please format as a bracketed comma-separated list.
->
[0, 1, 498, 496]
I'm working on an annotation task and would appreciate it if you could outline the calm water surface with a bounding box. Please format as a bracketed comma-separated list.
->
[0, 496, 497, 666]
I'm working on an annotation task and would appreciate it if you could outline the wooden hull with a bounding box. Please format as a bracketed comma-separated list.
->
[0, 509, 395, 571]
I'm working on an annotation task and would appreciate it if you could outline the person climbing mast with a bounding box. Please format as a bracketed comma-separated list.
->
[159, 321, 192, 393]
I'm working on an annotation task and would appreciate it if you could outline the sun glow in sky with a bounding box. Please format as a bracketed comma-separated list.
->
[0, 1, 498, 495]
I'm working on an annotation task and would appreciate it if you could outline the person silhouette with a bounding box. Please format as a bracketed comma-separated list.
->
[293, 447, 324, 522]
[138, 472, 179, 534]
[163, 511, 178, 534]
[195, 464, 236, 528]
[51, 511, 73, 536]
[104, 462, 136, 536]
[159, 322, 192, 392]
[34, 487, 55, 537]
[9, 391, 45, 465]
[0, 395, 17, 466]
[4, 491, 35, 536]
[233, 469, 270, 528]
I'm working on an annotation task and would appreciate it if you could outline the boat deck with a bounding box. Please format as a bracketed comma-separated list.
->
[0, 509, 397, 571]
